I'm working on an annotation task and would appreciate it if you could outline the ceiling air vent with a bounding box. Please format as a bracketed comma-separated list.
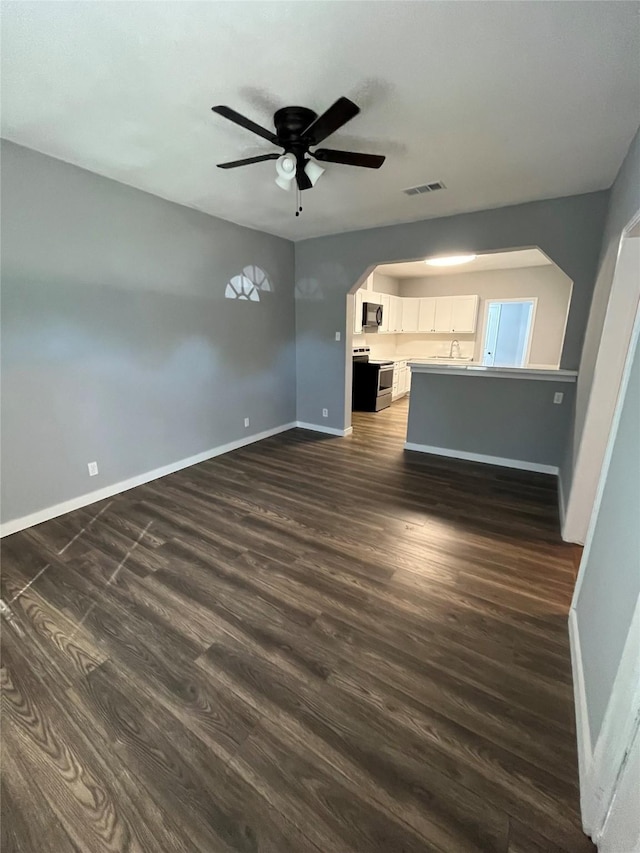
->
[403, 181, 446, 196]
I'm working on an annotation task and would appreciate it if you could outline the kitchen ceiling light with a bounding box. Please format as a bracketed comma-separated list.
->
[304, 158, 325, 187]
[275, 153, 297, 191]
[425, 254, 477, 267]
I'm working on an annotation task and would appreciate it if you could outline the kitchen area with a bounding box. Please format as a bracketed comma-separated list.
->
[349, 248, 577, 473]
[351, 281, 479, 412]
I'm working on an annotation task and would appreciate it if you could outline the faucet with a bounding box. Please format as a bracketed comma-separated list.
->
[449, 339, 461, 359]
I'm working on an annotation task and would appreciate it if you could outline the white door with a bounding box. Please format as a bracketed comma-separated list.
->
[482, 300, 535, 367]
[451, 295, 479, 333]
[401, 298, 420, 332]
[434, 297, 453, 332]
[418, 298, 437, 332]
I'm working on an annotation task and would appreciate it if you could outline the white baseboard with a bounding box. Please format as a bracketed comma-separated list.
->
[295, 421, 353, 437]
[569, 607, 594, 836]
[403, 442, 559, 475]
[0, 422, 296, 538]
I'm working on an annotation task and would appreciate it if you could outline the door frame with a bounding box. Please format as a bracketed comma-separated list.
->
[479, 297, 538, 367]
[563, 208, 640, 544]
[569, 292, 640, 840]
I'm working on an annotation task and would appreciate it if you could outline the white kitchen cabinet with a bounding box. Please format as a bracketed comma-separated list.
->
[434, 295, 479, 333]
[380, 294, 391, 332]
[356, 293, 478, 336]
[387, 296, 398, 333]
[434, 297, 453, 332]
[401, 298, 420, 332]
[450, 295, 479, 333]
[353, 290, 364, 335]
[401, 363, 410, 394]
[392, 360, 411, 399]
[418, 298, 437, 332]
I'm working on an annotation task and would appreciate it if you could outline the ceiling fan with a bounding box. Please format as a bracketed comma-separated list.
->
[212, 97, 385, 193]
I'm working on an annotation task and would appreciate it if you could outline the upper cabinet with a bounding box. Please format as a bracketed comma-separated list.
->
[418, 298, 437, 332]
[450, 295, 479, 333]
[422, 294, 479, 333]
[401, 298, 420, 332]
[434, 297, 453, 332]
[388, 296, 401, 333]
[353, 290, 479, 335]
[380, 295, 391, 332]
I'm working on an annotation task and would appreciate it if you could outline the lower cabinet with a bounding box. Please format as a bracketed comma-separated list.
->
[392, 361, 411, 400]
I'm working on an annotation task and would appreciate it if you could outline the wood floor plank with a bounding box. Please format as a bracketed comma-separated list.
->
[1, 751, 79, 853]
[69, 661, 322, 853]
[197, 625, 511, 852]
[1, 630, 194, 853]
[1, 398, 594, 852]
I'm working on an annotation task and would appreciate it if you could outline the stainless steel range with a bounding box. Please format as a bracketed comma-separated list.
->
[352, 346, 394, 412]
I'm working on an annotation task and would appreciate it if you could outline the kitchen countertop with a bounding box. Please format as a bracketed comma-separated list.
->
[408, 361, 578, 382]
[383, 356, 476, 364]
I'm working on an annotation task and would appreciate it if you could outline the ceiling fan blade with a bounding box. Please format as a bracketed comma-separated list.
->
[217, 153, 280, 169]
[212, 106, 278, 144]
[296, 160, 313, 191]
[313, 149, 385, 169]
[303, 97, 360, 145]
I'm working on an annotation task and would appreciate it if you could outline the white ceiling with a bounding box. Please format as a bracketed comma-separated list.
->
[2, 2, 639, 241]
[378, 248, 553, 278]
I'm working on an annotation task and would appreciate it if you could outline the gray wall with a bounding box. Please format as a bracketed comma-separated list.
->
[576, 333, 640, 745]
[1, 140, 295, 524]
[406, 373, 575, 468]
[294, 191, 608, 432]
[565, 126, 640, 494]
[401, 265, 573, 367]
[371, 272, 399, 295]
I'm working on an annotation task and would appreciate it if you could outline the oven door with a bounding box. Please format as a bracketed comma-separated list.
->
[377, 365, 394, 394]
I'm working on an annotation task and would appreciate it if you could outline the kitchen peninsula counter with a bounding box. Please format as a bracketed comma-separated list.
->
[405, 363, 577, 473]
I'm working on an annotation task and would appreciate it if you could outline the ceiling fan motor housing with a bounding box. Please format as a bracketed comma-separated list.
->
[273, 106, 318, 149]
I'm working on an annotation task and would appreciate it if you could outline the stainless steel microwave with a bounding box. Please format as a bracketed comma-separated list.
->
[362, 301, 383, 328]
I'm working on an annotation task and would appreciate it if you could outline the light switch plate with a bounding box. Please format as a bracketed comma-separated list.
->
[553, 392, 564, 404]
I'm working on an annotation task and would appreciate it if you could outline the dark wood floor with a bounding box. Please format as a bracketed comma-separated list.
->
[1, 398, 592, 852]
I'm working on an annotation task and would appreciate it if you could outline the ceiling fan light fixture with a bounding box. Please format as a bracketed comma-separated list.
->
[275, 174, 294, 191]
[275, 153, 297, 190]
[304, 158, 325, 187]
[425, 254, 477, 267]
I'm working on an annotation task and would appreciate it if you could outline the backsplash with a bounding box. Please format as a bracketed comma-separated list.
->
[360, 333, 477, 361]
[395, 334, 476, 359]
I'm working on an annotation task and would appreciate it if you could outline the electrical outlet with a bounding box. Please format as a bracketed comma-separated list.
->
[553, 392, 564, 405]
[322, 408, 328, 418]
[87, 461, 99, 477]
[244, 417, 250, 428]
[335, 331, 341, 341]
